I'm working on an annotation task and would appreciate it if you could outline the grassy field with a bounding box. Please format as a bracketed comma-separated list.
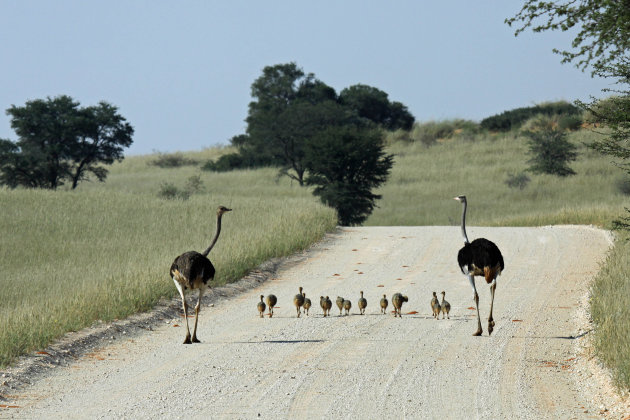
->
[0, 156, 337, 366]
[370, 130, 626, 227]
[1, 129, 629, 392]
[590, 233, 630, 389]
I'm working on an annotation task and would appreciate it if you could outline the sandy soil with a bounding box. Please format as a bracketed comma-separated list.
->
[1, 225, 626, 419]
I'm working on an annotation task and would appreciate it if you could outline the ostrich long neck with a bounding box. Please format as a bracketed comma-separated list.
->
[201, 213, 223, 257]
[460, 199, 470, 244]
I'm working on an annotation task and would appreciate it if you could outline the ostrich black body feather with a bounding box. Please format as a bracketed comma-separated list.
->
[457, 238, 504, 279]
[170, 251, 216, 289]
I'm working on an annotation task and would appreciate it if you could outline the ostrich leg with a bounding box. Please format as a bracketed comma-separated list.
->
[191, 287, 204, 343]
[469, 274, 483, 336]
[173, 280, 192, 344]
[488, 279, 497, 336]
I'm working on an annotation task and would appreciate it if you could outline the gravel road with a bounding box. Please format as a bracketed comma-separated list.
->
[0, 226, 616, 419]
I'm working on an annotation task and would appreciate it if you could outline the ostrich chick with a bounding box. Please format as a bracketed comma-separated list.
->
[303, 293, 312, 316]
[336, 296, 345, 316]
[343, 299, 352, 316]
[320, 296, 327, 316]
[431, 292, 441, 320]
[358, 291, 367, 315]
[294, 286, 305, 318]
[440, 291, 451, 319]
[392, 293, 408, 318]
[257, 295, 266, 318]
[324, 296, 333, 317]
[266, 294, 277, 318]
[380, 294, 388, 314]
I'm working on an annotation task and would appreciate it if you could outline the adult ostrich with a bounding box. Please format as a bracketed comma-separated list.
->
[454, 196, 504, 336]
[170, 205, 232, 344]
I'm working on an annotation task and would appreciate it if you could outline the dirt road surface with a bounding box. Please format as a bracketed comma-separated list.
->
[0, 226, 619, 419]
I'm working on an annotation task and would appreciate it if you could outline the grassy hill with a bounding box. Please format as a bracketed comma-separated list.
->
[1, 128, 629, 390]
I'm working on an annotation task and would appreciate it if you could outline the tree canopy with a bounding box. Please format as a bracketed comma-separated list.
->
[524, 116, 578, 177]
[0, 95, 133, 189]
[506, 0, 630, 77]
[508, 1, 630, 228]
[216, 62, 414, 185]
[339, 84, 414, 130]
[305, 124, 394, 226]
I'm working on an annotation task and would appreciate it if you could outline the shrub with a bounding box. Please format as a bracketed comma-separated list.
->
[157, 182, 190, 200]
[504, 171, 531, 190]
[481, 101, 581, 132]
[615, 176, 630, 195]
[184, 175, 203, 194]
[558, 114, 583, 131]
[411, 119, 479, 146]
[157, 175, 204, 200]
[524, 116, 578, 177]
[202, 153, 246, 172]
[149, 152, 197, 168]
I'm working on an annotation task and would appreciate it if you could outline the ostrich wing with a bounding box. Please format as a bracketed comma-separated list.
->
[170, 251, 216, 288]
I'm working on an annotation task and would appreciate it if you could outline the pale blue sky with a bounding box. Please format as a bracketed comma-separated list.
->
[0, 1, 611, 155]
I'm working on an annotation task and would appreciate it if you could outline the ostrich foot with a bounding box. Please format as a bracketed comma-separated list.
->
[191, 335, 200, 343]
[473, 328, 483, 336]
[488, 320, 495, 336]
[183, 335, 192, 344]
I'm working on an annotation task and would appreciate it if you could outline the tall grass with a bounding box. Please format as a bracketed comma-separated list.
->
[0, 164, 336, 366]
[590, 234, 630, 389]
[368, 129, 626, 228]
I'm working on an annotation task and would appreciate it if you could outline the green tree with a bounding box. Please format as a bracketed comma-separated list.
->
[506, 1, 630, 77]
[217, 63, 415, 181]
[4, 95, 81, 189]
[244, 63, 340, 185]
[68, 102, 134, 189]
[339, 84, 414, 130]
[524, 117, 578, 177]
[508, 0, 630, 224]
[0, 95, 133, 189]
[305, 125, 394, 226]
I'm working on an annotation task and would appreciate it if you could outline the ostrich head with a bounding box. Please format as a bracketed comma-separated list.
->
[217, 206, 232, 216]
[454, 195, 467, 203]
[441, 291, 446, 296]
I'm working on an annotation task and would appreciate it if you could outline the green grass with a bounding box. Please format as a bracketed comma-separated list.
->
[1, 128, 630, 392]
[590, 234, 630, 389]
[0, 161, 337, 366]
[369, 130, 626, 228]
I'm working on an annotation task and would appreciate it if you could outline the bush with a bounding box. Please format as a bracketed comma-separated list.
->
[615, 176, 630, 195]
[504, 171, 531, 190]
[202, 153, 246, 172]
[157, 175, 204, 200]
[411, 119, 479, 146]
[524, 116, 578, 177]
[149, 152, 197, 168]
[481, 101, 581, 132]
[201, 150, 278, 172]
[157, 182, 190, 200]
[558, 114, 583, 131]
[184, 175, 203, 194]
